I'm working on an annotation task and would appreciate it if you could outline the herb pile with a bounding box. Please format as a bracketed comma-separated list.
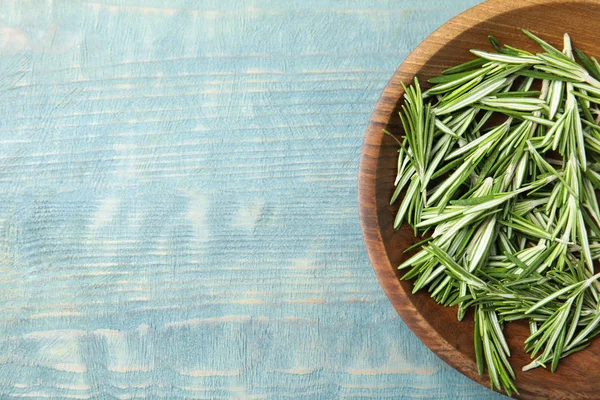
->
[390, 30, 600, 394]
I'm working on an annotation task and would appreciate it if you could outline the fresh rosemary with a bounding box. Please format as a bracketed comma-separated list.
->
[390, 30, 600, 395]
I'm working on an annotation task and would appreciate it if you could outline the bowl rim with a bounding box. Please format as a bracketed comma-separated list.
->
[357, 0, 589, 395]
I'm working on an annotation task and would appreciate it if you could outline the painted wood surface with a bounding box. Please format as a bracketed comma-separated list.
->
[0, 1, 505, 399]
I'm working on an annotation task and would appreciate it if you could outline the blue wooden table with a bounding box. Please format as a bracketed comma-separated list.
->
[0, 1, 508, 399]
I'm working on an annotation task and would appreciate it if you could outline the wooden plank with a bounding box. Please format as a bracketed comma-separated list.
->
[0, 0, 504, 398]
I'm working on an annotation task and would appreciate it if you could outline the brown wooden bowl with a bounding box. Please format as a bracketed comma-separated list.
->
[358, 0, 600, 398]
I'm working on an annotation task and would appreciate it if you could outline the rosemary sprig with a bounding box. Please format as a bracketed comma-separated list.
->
[388, 29, 600, 395]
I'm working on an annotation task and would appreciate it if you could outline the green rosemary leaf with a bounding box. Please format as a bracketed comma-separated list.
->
[495, 90, 541, 98]
[466, 216, 497, 272]
[565, 291, 585, 347]
[517, 69, 578, 82]
[480, 97, 544, 112]
[433, 77, 508, 115]
[538, 53, 586, 77]
[548, 78, 564, 119]
[427, 158, 462, 181]
[579, 97, 597, 123]
[441, 58, 487, 75]
[577, 210, 594, 274]
[471, 104, 528, 118]
[572, 89, 600, 105]
[523, 115, 555, 127]
[416, 207, 466, 228]
[403, 237, 434, 254]
[428, 69, 483, 84]
[426, 66, 493, 96]
[534, 65, 583, 81]
[574, 47, 600, 81]
[435, 65, 493, 86]
[522, 29, 564, 56]
[470, 49, 541, 65]
[488, 35, 507, 54]
[394, 176, 419, 229]
[573, 81, 600, 97]
[474, 308, 485, 375]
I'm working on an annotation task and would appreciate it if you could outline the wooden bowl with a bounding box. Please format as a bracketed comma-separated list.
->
[358, 0, 600, 398]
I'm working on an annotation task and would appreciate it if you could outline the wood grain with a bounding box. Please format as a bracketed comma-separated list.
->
[0, 1, 510, 399]
[359, 0, 600, 399]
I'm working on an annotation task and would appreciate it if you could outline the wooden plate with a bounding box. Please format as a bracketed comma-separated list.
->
[358, 0, 600, 398]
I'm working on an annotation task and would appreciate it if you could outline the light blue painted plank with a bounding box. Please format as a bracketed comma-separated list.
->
[0, 0, 508, 399]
